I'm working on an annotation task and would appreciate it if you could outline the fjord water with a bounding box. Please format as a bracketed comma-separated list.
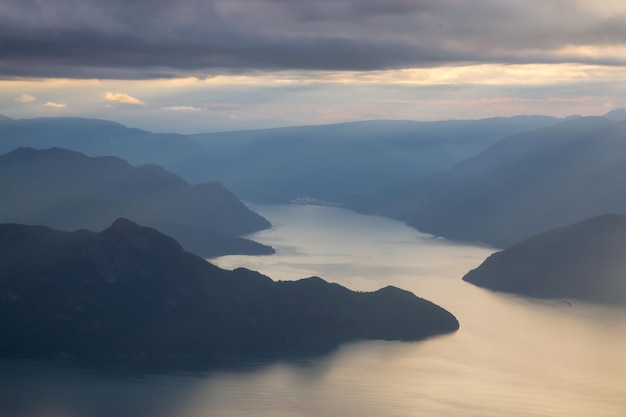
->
[2, 205, 626, 417]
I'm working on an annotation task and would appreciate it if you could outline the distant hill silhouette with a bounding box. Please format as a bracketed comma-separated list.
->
[0, 219, 459, 358]
[0, 147, 273, 257]
[0, 117, 207, 181]
[463, 214, 626, 304]
[357, 115, 626, 247]
[0, 115, 559, 203]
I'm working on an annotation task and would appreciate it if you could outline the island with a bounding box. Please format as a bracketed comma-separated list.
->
[0, 218, 459, 358]
[463, 214, 626, 304]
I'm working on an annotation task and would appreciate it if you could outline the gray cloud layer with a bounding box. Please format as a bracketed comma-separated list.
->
[1, 0, 625, 78]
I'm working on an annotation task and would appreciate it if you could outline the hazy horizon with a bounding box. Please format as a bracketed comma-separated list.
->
[0, 108, 623, 135]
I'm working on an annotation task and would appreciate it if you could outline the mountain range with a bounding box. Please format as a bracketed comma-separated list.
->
[0, 114, 559, 204]
[0, 147, 273, 257]
[3, 111, 626, 251]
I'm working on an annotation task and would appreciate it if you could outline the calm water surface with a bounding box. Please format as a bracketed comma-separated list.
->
[2, 204, 625, 417]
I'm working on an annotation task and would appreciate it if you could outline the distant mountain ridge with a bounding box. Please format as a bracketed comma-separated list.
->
[463, 214, 626, 304]
[0, 114, 560, 203]
[0, 116, 206, 182]
[0, 147, 273, 257]
[0, 218, 459, 358]
[188, 116, 560, 203]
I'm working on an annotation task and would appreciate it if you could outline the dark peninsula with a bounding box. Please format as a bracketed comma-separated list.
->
[463, 214, 626, 304]
[0, 219, 459, 358]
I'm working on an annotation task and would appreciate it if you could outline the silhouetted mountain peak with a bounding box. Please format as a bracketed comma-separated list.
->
[117, 216, 143, 227]
[376, 286, 412, 296]
[0, 114, 11, 123]
[104, 217, 147, 235]
[100, 217, 184, 254]
[604, 108, 626, 122]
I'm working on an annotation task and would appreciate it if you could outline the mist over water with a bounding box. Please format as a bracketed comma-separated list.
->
[2, 204, 626, 417]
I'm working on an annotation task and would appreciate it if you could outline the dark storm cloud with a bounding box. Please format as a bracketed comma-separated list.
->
[1, 0, 625, 79]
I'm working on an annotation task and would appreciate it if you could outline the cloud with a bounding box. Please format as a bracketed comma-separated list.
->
[44, 102, 66, 108]
[15, 93, 36, 102]
[164, 103, 240, 112]
[0, 0, 624, 79]
[104, 91, 145, 105]
[1, 63, 624, 133]
[204, 102, 242, 110]
[164, 105, 202, 111]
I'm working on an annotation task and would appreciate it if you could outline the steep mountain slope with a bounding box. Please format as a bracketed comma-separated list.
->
[0, 219, 459, 358]
[0, 147, 273, 257]
[463, 214, 626, 304]
[362, 115, 626, 247]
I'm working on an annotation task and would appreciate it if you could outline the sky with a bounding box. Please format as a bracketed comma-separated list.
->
[1, 0, 625, 133]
